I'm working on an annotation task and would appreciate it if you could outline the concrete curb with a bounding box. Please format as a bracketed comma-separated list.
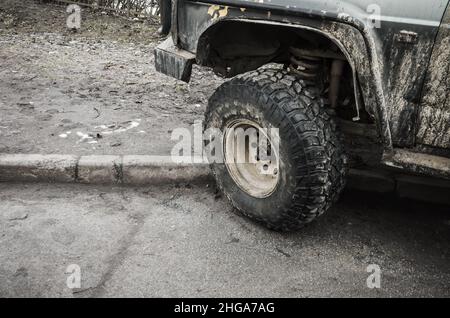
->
[0, 154, 78, 183]
[0, 154, 449, 205]
[0, 154, 211, 185]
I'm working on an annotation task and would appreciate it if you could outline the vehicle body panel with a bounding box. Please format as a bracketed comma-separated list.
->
[173, 0, 448, 149]
[416, 4, 450, 150]
[155, 0, 450, 178]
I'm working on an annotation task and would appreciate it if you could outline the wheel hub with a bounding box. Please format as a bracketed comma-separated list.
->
[223, 119, 279, 198]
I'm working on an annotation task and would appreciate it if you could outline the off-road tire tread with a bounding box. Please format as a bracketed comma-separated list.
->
[206, 68, 347, 231]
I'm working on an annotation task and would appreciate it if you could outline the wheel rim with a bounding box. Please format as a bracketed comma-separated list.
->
[223, 119, 280, 198]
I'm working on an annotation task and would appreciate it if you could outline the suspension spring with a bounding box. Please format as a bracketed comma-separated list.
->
[288, 47, 322, 80]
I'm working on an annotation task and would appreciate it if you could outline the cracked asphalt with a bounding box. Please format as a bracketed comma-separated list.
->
[0, 182, 449, 297]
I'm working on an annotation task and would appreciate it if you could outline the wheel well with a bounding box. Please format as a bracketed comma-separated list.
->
[198, 20, 381, 168]
[197, 20, 372, 124]
[197, 20, 344, 76]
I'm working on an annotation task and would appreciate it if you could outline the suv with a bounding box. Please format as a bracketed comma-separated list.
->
[155, 0, 450, 231]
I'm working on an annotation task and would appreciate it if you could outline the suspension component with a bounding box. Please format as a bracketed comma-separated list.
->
[288, 46, 361, 121]
[329, 59, 345, 108]
[288, 47, 323, 80]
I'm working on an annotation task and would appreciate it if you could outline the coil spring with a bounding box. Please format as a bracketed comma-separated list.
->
[288, 47, 322, 80]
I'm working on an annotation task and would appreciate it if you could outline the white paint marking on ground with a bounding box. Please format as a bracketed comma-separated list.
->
[95, 119, 141, 135]
[76, 131, 94, 143]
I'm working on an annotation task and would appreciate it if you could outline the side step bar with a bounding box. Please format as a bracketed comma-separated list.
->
[383, 149, 450, 180]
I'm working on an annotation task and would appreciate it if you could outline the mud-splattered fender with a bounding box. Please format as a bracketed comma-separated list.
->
[175, 0, 393, 151]
[173, 0, 447, 153]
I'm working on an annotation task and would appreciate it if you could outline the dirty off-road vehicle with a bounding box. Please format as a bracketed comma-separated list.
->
[155, 0, 450, 231]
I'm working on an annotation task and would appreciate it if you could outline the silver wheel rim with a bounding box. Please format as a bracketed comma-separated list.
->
[223, 119, 280, 198]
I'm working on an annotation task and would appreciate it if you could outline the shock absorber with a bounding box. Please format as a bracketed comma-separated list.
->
[288, 47, 322, 80]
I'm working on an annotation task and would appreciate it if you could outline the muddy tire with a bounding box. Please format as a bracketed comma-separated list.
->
[205, 68, 347, 231]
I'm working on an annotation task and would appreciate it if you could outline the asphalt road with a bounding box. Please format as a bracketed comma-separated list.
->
[0, 182, 449, 297]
